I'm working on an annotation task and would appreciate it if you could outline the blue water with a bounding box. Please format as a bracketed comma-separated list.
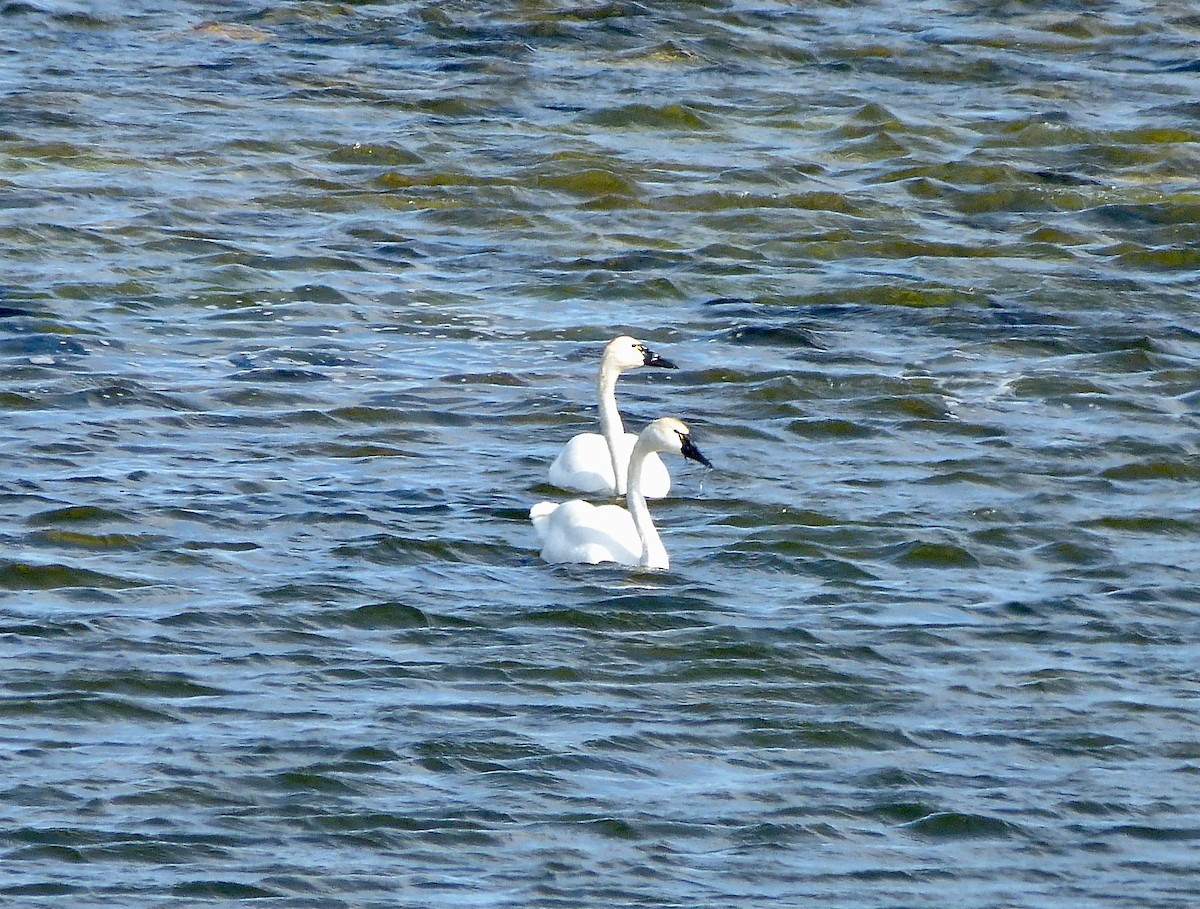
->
[2, 2, 1199, 906]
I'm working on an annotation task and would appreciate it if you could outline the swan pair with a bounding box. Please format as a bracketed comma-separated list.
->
[531, 336, 711, 570]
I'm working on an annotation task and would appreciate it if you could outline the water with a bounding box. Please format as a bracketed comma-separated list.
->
[3, 2, 1199, 906]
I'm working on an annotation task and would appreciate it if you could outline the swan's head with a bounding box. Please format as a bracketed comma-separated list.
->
[645, 417, 713, 468]
[604, 335, 677, 373]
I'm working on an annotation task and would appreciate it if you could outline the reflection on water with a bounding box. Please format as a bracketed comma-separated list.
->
[2, 3, 1198, 906]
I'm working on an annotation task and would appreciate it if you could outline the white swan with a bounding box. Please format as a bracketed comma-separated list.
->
[532, 417, 711, 570]
[548, 335, 677, 499]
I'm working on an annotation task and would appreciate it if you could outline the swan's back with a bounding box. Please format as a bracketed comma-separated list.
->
[547, 433, 613, 495]
[529, 501, 559, 543]
[531, 499, 642, 566]
[613, 433, 670, 498]
[548, 431, 672, 498]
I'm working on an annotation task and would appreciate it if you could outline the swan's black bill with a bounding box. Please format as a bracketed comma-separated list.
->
[641, 346, 677, 370]
[681, 435, 712, 468]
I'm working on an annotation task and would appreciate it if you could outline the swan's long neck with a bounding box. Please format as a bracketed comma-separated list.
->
[627, 438, 667, 569]
[597, 362, 627, 494]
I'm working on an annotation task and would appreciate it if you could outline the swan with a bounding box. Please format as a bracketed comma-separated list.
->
[532, 417, 711, 570]
[548, 335, 677, 499]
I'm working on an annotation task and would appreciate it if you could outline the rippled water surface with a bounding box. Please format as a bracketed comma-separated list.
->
[3, 1, 1199, 906]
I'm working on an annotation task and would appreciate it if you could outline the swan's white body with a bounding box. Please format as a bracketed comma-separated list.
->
[532, 418, 710, 570]
[548, 336, 675, 499]
[548, 431, 670, 498]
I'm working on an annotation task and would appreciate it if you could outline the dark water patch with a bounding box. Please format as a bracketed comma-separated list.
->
[0, 693, 180, 723]
[377, 169, 484, 190]
[1000, 372, 1112, 402]
[0, 883, 79, 897]
[229, 367, 330, 384]
[1048, 732, 1137, 758]
[300, 441, 415, 459]
[583, 102, 712, 130]
[805, 283, 986, 309]
[903, 811, 1024, 840]
[1100, 459, 1200, 482]
[564, 815, 640, 840]
[265, 769, 365, 796]
[1030, 540, 1111, 567]
[214, 386, 322, 408]
[788, 417, 878, 439]
[0, 618, 94, 638]
[856, 763, 952, 787]
[0, 3, 45, 19]
[11, 827, 140, 848]
[860, 394, 952, 421]
[918, 465, 1012, 487]
[731, 821, 821, 847]
[305, 809, 504, 842]
[1087, 200, 1200, 229]
[110, 783, 248, 810]
[949, 184, 1096, 216]
[0, 560, 141, 590]
[683, 366, 815, 397]
[662, 189, 864, 214]
[807, 558, 880, 582]
[37, 669, 228, 699]
[333, 533, 519, 567]
[722, 325, 822, 348]
[27, 505, 130, 526]
[441, 371, 527, 386]
[970, 526, 1027, 552]
[725, 534, 824, 563]
[89, 840, 234, 865]
[1061, 799, 1126, 818]
[326, 601, 432, 629]
[326, 143, 423, 167]
[530, 273, 686, 303]
[172, 880, 281, 900]
[740, 373, 817, 406]
[328, 404, 439, 427]
[0, 391, 37, 407]
[884, 541, 980, 569]
[870, 800, 940, 824]
[181, 540, 259, 553]
[0, 333, 90, 358]
[789, 232, 1016, 262]
[1029, 168, 1105, 187]
[735, 720, 915, 752]
[535, 168, 641, 198]
[6, 843, 88, 863]
[1109, 825, 1200, 842]
[58, 382, 192, 410]
[719, 507, 841, 530]
[560, 249, 693, 272]
[1085, 514, 1198, 535]
[28, 530, 166, 550]
[1108, 243, 1200, 272]
[200, 252, 368, 275]
[415, 738, 552, 774]
[523, 607, 707, 634]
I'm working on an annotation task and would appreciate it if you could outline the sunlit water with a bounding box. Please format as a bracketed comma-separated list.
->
[2, 2, 1198, 906]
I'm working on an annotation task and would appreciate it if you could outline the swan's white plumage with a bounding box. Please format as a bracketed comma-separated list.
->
[548, 431, 671, 498]
[531, 499, 643, 566]
[532, 418, 710, 570]
[548, 336, 675, 499]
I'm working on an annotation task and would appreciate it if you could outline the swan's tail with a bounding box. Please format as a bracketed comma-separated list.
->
[529, 501, 559, 541]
